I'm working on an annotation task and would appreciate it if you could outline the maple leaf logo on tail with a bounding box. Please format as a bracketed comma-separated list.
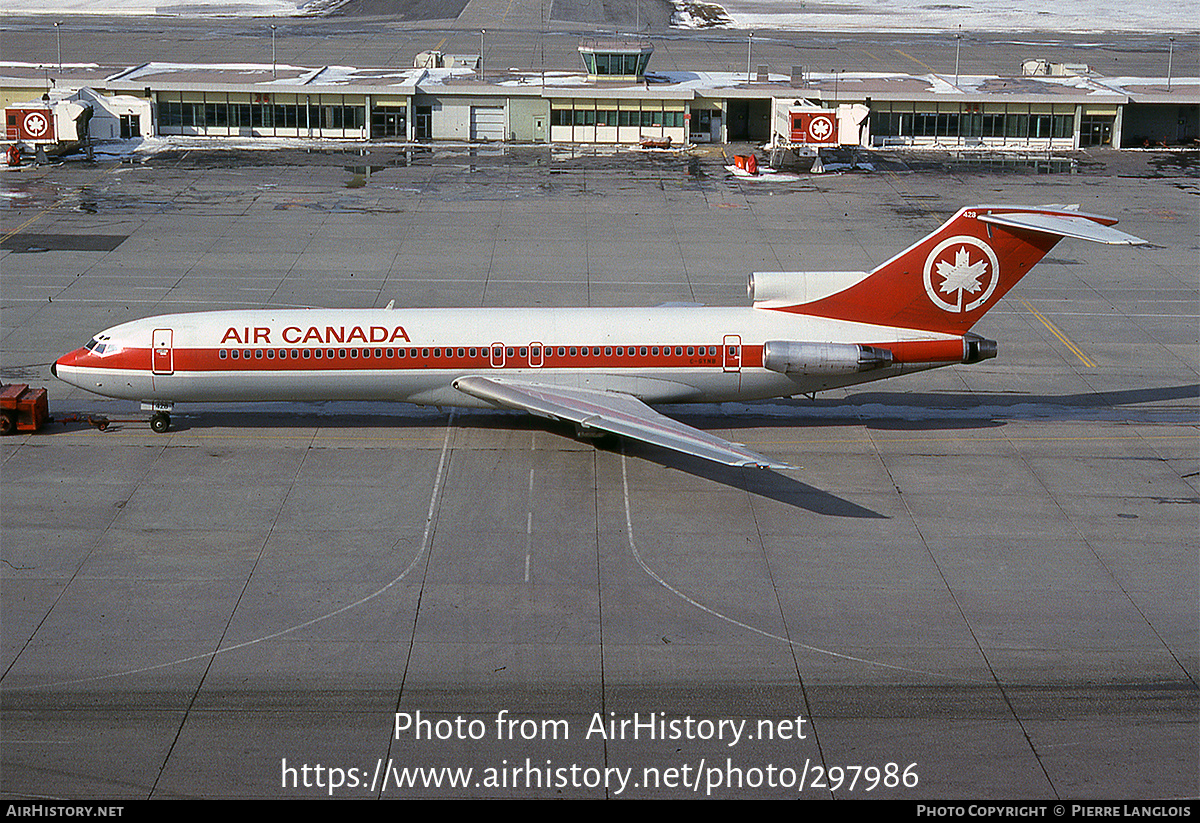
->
[937, 246, 989, 311]
[923, 236, 1000, 314]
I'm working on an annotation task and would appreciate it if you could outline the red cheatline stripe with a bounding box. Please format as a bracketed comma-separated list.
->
[72, 337, 965, 373]
[85, 344, 764, 371]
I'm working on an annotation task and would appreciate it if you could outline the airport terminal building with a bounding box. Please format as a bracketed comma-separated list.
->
[3, 40, 1197, 153]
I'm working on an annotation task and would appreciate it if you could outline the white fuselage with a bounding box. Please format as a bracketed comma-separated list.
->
[54, 306, 958, 407]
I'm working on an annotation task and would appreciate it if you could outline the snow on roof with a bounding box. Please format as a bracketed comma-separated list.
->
[1094, 76, 1200, 100]
[14, 59, 1191, 104]
[104, 61, 477, 90]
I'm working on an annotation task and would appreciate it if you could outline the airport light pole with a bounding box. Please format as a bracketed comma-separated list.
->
[55, 22, 61, 74]
[746, 32, 753, 83]
[271, 25, 277, 78]
[1166, 35, 1176, 91]
[954, 28, 962, 87]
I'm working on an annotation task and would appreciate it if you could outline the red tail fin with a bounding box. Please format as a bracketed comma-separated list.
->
[771, 206, 1142, 334]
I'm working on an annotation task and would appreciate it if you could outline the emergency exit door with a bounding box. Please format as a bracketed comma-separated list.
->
[722, 334, 742, 372]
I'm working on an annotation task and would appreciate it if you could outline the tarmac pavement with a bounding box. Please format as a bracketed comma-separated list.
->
[0, 142, 1196, 798]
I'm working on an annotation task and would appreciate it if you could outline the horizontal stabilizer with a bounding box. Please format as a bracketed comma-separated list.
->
[979, 211, 1146, 245]
[453, 375, 790, 469]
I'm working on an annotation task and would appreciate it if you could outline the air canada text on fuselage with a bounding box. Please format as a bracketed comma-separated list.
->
[219, 326, 412, 346]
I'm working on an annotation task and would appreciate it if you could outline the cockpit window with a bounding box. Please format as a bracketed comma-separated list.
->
[84, 335, 117, 356]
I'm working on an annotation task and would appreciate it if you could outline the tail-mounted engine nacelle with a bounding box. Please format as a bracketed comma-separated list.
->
[748, 270, 867, 309]
[963, 332, 997, 364]
[762, 341, 894, 375]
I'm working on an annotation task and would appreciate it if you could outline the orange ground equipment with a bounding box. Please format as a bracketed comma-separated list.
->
[0, 384, 50, 434]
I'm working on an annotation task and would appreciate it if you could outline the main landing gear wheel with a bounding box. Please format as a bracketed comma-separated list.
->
[149, 411, 171, 433]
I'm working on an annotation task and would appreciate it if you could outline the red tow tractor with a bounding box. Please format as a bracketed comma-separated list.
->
[0, 384, 50, 435]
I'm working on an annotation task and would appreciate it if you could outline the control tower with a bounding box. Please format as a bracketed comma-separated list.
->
[578, 39, 654, 80]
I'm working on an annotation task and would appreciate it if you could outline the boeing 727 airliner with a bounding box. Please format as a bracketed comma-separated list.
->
[50, 206, 1144, 468]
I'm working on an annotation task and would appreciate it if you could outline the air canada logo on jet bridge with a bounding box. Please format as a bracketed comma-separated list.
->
[923, 235, 1000, 313]
[808, 115, 834, 141]
[23, 112, 49, 138]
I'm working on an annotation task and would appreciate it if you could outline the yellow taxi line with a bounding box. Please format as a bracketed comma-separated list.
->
[1022, 299, 1097, 368]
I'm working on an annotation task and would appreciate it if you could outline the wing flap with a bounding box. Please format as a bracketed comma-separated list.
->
[453, 375, 789, 469]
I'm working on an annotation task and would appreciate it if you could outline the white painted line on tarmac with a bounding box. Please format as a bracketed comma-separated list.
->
[619, 449, 985, 683]
[18, 410, 458, 690]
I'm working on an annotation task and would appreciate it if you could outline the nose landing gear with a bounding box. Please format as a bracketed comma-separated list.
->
[142, 402, 174, 433]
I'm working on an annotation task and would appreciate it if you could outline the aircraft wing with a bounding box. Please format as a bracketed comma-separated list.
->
[452, 375, 790, 469]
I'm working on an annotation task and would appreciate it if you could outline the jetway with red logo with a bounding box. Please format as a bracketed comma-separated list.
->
[4, 99, 89, 155]
[4, 89, 152, 157]
[785, 109, 840, 144]
[773, 101, 869, 149]
[769, 100, 871, 168]
[5, 106, 58, 143]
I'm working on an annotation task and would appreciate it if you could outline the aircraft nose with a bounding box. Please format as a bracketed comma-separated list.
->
[51, 350, 82, 382]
